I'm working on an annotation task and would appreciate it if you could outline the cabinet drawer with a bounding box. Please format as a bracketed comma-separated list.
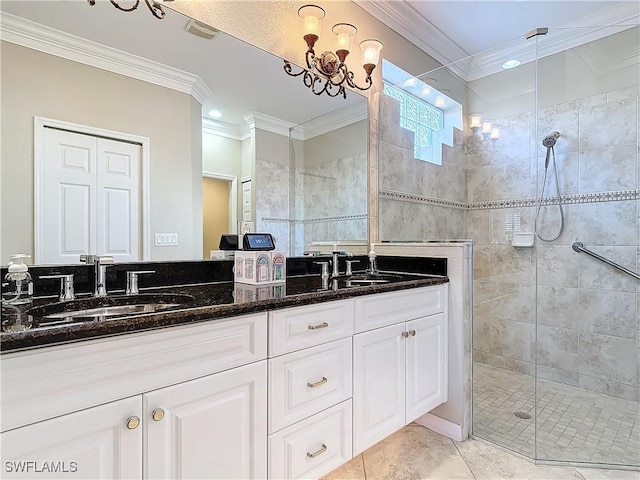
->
[269, 338, 352, 433]
[269, 300, 353, 356]
[1, 312, 267, 432]
[354, 284, 445, 333]
[269, 400, 352, 480]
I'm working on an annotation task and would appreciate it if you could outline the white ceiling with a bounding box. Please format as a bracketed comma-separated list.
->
[2, 1, 638, 126]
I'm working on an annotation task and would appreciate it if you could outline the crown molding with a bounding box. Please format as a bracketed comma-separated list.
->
[353, 0, 468, 75]
[297, 104, 367, 140]
[243, 112, 299, 139]
[355, 1, 639, 82]
[202, 118, 243, 140]
[0, 12, 212, 104]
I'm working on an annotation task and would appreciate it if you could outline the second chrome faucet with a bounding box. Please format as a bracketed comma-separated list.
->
[80, 255, 114, 297]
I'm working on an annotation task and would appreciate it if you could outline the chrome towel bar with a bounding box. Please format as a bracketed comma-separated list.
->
[571, 242, 640, 281]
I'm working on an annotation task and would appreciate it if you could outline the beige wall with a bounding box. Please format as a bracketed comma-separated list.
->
[203, 132, 243, 220]
[0, 41, 202, 263]
[303, 120, 368, 168]
[202, 177, 230, 258]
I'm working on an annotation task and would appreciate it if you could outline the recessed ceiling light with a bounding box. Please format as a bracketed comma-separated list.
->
[502, 59, 520, 69]
[208, 109, 223, 118]
[435, 97, 445, 107]
[422, 86, 431, 96]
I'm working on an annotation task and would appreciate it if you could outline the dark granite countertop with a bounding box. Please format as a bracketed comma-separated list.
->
[1, 272, 448, 353]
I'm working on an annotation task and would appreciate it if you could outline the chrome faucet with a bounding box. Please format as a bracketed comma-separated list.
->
[80, 255, 115, 297]
[330, 251, 354, 279]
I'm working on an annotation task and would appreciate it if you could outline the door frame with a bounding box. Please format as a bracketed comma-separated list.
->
[202, 171, 238, 234]
[34, 116, 151, 263]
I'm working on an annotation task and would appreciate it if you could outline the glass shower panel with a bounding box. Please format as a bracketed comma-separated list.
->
[534, 25, 639, 467]
[456, 36, 539, 458]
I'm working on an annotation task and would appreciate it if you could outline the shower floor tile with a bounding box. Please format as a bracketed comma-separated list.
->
[473, 362, 640, 466]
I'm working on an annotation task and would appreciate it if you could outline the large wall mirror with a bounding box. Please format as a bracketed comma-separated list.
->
[0, 1, 368, 264]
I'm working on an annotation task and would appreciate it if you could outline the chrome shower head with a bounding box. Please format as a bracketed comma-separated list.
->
[542, 131, 560, 148]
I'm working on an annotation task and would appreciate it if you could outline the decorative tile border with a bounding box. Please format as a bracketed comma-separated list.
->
[469, 190, 640, 211]
[380, 189, 639, 211]
[261, 214, 367, 224]
[379, 190, 468, 210]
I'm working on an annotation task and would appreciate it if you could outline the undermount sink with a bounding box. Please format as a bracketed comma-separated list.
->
[26, 293, 194, 324]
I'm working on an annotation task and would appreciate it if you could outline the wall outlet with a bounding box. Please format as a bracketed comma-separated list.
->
[155, 233, 179, 246]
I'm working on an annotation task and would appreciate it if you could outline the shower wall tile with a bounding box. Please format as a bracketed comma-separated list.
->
[537, 325, 580, 372]
[536, 286, 579, 330]
[607, 85, 640, 103]
[492, 161, 534, 200]
[537, 109, 579, 156]
[491, 318, 532, 362]
[578, 374, 639, 403]
[489, 245, 532, 284]
[474, 246, 491, 279]
[579, 144, 637, 193]
[535, 203, 578, 247]
[490, 208, 532, 245]
[579, 332, 637, 385]
[473, 314, 492, 353]
[536, 246, 579, 287]
[487, 353, 534, 376]
[576, 200, 637, 246]
[475, 284, 532, 323]
[536, 151, 579, 196]
[554, 92, 606, 115]
[467, 167, 492, 203]
[578, 289, 637, 339]
[577, 246, 637, 293]
[379, 95, 413, 150]
[468, 210, 491, 245]
[537, 365, 579, 387]
[579, 98, 637, 151]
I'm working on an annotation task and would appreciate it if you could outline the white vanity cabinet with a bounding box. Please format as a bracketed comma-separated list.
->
[1, 313, 268, 480]
[1, 396, 143, 479]
[353, 284, 448, 455]
[267, 301, 354, 480]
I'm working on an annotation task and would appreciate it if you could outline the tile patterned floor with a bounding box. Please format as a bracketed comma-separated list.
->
[322, 424, 640, 480]
[473, 363, 640, 466]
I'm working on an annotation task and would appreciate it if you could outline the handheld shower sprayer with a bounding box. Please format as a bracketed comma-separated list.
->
[536, 131, 564, 242]
[542, 131, 560, 148]
[543, 131, 560, 168]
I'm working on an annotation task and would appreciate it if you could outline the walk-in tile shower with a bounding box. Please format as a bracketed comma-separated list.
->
[378, 22, 639, 469]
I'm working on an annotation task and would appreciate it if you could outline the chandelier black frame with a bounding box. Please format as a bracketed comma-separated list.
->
[283, 5, 382, 99]
[86, 0, 169, 19]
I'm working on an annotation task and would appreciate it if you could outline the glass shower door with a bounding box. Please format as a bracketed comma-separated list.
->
[534, 25, 640, 467]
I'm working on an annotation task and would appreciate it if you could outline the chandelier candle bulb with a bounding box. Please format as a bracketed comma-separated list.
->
[304, 16, 320, 36]
[482, 121, 492, 134]
[360, 39, 383, 71]
[491, 128, 500, 139]
[469, 113, 482, 131]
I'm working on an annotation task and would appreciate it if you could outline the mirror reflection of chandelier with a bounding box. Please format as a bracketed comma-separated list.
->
[460, 113, 500, 154]
[284, 4, 384, 99]
[86, 0, 170, 19]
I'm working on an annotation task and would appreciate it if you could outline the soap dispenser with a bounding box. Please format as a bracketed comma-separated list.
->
[366, 244, 378, 275]
[2, 254, 34, 305]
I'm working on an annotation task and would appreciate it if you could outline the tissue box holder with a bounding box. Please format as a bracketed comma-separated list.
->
[234, 250, 286, 285]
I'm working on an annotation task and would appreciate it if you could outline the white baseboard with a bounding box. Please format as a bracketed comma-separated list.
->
[414, 413, 464, 442]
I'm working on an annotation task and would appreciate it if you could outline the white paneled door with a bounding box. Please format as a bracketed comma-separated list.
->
[40, 127, 141, 264]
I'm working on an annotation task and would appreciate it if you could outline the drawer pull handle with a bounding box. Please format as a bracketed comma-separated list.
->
[307, 377, 328, 388]
[308, 322, 329, 330]
[306, 444, 327, 458]
[401, 331, 409, 338]
[409, 329, 416, 337]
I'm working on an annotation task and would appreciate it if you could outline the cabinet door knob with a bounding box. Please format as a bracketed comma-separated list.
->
[308, 322, 329, 330]
[409, 329, 416, 337]
[306, 444, 327, 458]
[152, 408, 165, 422]
[401, 331, 409, 338]
[307, 377, 328, 388]
[126, 416, 141, 430]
